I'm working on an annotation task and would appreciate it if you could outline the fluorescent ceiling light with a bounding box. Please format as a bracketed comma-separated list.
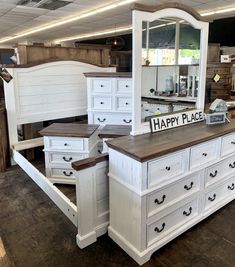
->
[55, 26, 132, 43]
[201, 6, 235, 16]
[0, 0, 135, 44]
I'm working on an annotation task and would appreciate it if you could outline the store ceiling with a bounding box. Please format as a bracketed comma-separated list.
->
[0, 0, 235, 45]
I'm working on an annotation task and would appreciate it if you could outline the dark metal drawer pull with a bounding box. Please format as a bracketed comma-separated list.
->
[210, 170, 218, 178]
[228, 183, 235, 190]
[100, 101, 104, 104]
[98, 118, 106, 122]
[125, 85, 129, 88]
[63, 157, 73, 162]
[184, 182, 194, 190]
[202, 153, 207, 157]
[154, 195, 166, 205]
[165, 166, 171, 171]
[208, 194, 216, 202]
[100, 85, 104, 87]
[64, 143, 68, 146]
[183, 207, 192, 217]
[123, 119, 132, 124]
[125, 102, 129, 105]
[231, 141, 235, 145]
[63, 171, 73, 177]
[154, 223, 166, 233]
[229, 162, 235, 168]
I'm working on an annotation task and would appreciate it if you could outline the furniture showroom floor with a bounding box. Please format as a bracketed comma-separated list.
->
[0, 159, 234, 267]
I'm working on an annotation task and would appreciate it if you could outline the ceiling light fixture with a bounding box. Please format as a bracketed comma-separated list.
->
[55, 26, 132, 43]
[0, 0, 135, 44]
[201, 6, 235, 16]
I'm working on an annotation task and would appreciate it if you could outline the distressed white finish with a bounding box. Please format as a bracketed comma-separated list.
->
[131, 8, 209, 135]
[4, 61, 114, 151]
[108, 135, 235, 265]
[43, 131, 99, 184]
[75, 160, 110, 248]
[87, 77, 132, 126]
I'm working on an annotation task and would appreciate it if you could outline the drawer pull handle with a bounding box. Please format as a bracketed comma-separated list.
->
[123, 119, 132, 124]
[64, 143, 68, 146]
[229, 162, 235, 168]
[100, 85, 104, 87]
[98, 118, 106, 123]
[100, 102, 104, 104]
[63, 157, 73, 162]
[184, 182, 194, 190]
[208, 194, 216, 202]
[165, 166, 171, 171]
[63, 171, 73, 177]
[210, 170, 218, 178]
[202, 153, 207, 157]
[154, 195, 166, 205]
[154, 223, 166, 233]
[125, 102, 129, 105]
[231, 141, 235, 145]
[125, 85, 129, 88]
[228, 183, 235, 190]
[183, 207, 192, 217]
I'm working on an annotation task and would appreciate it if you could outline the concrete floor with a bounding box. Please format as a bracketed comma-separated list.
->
[0, 161, 235, 267]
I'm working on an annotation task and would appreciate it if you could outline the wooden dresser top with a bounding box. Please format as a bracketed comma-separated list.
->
[39, 123, 99, 138]
[107, 119, 235, 162]
[84, 72, 132, 78]
[98, 125, 131, 139]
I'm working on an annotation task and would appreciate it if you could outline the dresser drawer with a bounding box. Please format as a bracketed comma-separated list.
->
[47, 137, 84, 151]
[147, 173, 200, 218]
[93, 113, 132, 125]
[147, 198, 199, 247]
[204, 177, 235, 211]
[50, 167, 76, 179]
[116, 96, 132, 111]
[91, 79, 112, 93]
[92, 96, 112, 110]
[190, 139, 219, 170]
[148, 151, 188, 188]
[221, 133, 235, 157]
[47, 152, 85, 166]
[116, 79, 132, 94]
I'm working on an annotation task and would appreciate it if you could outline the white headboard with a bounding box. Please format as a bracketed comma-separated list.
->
[4, 60, 115, 148]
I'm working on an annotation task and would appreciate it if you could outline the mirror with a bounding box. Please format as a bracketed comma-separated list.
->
[131, 5, 209, 135]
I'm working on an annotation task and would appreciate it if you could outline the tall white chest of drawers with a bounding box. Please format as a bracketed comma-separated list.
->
[84, 73, 132, 126]
[107, 123, 235, 265]
[40, 123, 99, 184]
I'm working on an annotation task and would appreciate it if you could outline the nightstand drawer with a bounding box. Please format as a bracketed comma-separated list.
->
[148, 151, 188, 188]
[47, 152, 85, 165]
[93, 113, 132, 125]
[190, 139, 219, 170]
[116, 96, 132, 111]
[116, 79, 132, 94]
[47, 137, 84, 151]
[50, 167, 76, 179]
[221, 133, 235, 157]
[91, 79, 112, 93]
[92, 96, 112, 110]
[147, 197, 199, 247]
[147, 173, 200, 218]
[204, 177, 235, 211]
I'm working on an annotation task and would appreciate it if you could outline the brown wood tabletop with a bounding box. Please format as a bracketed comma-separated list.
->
[84, 72, 132, 78]
[72, 153, 109, 171]
[107, 119, 235, 162]
[39, 123, 99, 138]
[98, 125, 132, 139]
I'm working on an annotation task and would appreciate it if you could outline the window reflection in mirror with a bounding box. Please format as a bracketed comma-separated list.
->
[141, 18, 201, 122]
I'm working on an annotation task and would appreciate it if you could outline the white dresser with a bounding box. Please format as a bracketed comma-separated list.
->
[84, 73, 132, 126]
[107, 122, 235, 265]
[40, 123, 99, 184]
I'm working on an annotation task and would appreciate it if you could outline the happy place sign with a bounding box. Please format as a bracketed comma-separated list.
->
[150, 109, 204, 133]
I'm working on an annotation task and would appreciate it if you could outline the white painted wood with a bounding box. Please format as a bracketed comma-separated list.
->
[13, 150, 77, 226]
[108, 132, 235, 265]
[131, 8, 209, 135]
[13, 137, 43, 151]
[221, 132, 235, 157]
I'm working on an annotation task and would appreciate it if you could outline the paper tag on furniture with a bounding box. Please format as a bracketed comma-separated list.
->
[150, 109, 204, 133]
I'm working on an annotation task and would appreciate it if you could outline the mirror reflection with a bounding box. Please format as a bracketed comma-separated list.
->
[141, 17, 201, 122]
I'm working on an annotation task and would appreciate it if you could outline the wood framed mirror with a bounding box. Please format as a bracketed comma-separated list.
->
[131, 3, 209, 135]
